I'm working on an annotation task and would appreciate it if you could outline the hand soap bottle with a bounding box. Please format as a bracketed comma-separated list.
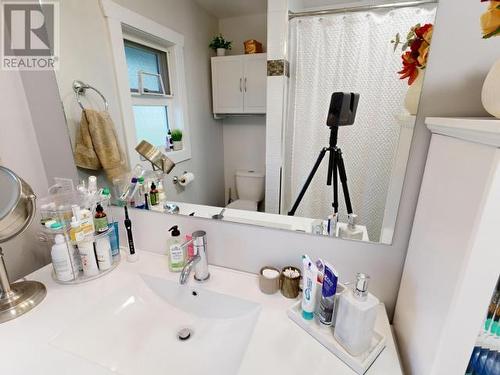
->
[339, 213, 363, 240]
[167, 225, 185, 272]
[334, 273, 379, 356]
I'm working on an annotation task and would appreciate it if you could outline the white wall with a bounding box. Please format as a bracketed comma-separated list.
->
[56, 0, 225, 207]
[218, 13, 268, 206]
[218, 13, 267, 55]
[0, 70, 51, 281]
[222, 116, 267, 204]
[393, 0, 500, 372]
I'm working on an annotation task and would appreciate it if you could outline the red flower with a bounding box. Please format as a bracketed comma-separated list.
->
[414, 24, 433, 40]
[398, 51, 419, 85]
[410, 39, 423, 61]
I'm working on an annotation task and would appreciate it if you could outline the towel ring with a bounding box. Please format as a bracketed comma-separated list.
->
[73, 80, 109, 111]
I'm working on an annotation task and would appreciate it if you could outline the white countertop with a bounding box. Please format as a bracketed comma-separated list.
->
[0, 250, 402, 374]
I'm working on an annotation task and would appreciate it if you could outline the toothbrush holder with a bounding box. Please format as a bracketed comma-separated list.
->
[280, 266, 302, 299]
[259, 266, 281, 294]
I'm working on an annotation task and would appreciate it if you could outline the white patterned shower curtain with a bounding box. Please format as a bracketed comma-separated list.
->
[283, 5, 436, 241]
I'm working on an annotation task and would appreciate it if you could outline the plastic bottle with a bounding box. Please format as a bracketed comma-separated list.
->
[51, 234, 77, 281]
[69, 216, 85, 242]
[95, 235, 112, 270]
[94, 203, 109, 233]
[78, 240, 99, 277]
[167, 225, 185, 272]
[134, 177, 146, 209]
[149, 182, 159, 206]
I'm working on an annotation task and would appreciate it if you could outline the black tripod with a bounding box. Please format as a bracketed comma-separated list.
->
[288, 126, 353, 217]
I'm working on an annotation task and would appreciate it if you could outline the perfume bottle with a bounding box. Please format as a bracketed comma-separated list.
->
[334, 273, 379, 356]
[339, 213, 363, 240]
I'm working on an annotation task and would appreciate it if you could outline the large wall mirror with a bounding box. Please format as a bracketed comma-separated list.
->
[53, 0, 438, 244]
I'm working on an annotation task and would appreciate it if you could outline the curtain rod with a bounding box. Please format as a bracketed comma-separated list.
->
[288, 0, 438, 19]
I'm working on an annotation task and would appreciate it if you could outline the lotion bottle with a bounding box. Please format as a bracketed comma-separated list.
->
[78, 239, 99, 276]
[167, 225, 185, 272]
[51, 234, 77, 281]
[334, 273, 379, 356]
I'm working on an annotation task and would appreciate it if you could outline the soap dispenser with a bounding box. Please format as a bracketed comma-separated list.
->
[339, 213, 363, 240]
[334, 273, 379, 356]
[167, 225, 185, 272]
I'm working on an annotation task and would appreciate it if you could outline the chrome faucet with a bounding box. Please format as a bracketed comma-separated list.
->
[179, 231, 209, 285]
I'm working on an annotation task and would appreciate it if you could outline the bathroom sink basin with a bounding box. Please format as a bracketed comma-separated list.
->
[50, 274, 261, 375]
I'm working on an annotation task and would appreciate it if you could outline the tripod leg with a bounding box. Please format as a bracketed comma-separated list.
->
[336, 148, 353, 215]
[288, 147, 328, 216]
[332, 150, 339, 214]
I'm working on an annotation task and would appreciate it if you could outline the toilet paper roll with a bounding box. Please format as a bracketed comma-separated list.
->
[179, 172, 195, 187]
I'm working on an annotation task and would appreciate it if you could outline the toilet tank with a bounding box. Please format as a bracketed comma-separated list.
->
[235, 170, 265, 202]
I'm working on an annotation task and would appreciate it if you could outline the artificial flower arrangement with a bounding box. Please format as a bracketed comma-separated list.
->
[481, 0, 500, 38]
[391, 23, 433, 86]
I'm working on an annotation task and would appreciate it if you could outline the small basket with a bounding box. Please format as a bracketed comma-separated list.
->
[244, 39, 263, 54]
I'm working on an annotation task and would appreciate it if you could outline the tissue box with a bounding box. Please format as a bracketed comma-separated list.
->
[244, 39, 263, 54]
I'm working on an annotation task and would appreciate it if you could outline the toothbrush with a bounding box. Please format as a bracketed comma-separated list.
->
[124, 206, 138, 262]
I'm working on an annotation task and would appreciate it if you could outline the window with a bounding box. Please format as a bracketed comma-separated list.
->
[124, 39, 170, 95]
[102, 1, 191, 165]
[123, 35, 175, 154]
[132, 105, 169, 147]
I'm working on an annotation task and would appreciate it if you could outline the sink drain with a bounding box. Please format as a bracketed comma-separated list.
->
[177, 328, 192, 341]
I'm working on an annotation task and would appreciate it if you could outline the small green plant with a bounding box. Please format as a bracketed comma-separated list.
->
[209, 34, 232, 50]
[171, 129, 183, 142]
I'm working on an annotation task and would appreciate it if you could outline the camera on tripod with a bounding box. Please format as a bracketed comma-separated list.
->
[288, 92, 360, 232]
[326, 92, 360, 128]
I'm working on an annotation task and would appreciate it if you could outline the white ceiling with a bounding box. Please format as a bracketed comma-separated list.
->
[194, 0, 268, 19]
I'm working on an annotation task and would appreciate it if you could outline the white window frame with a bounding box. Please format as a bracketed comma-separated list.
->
[100, 0, 192, 167]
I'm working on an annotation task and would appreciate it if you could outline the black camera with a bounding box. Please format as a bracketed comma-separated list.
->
[326, 92, 360, 127]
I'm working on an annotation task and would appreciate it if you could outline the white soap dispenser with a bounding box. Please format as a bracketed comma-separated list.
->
[339, 213, 363, 240]
[334, 273, 379, 356]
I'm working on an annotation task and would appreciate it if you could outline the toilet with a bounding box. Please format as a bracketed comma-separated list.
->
[226, 170, 265, 211]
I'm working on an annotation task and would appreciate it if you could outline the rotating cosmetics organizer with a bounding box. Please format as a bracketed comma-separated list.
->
[39, 191, 121, 284]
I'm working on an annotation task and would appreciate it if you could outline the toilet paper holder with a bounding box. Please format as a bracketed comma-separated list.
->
[173, 171, 193, 185]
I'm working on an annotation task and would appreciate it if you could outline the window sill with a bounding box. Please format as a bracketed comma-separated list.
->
[163, 147, 191, 164]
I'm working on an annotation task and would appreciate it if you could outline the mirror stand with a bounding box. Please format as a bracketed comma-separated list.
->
[0, 247, 46, 324]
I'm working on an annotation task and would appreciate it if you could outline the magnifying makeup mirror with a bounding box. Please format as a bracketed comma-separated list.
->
[0, 166, 46, 324]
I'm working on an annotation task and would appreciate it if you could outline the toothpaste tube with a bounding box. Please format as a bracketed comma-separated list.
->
[302, 255, 319, 320]
[318, 262, 339, 325]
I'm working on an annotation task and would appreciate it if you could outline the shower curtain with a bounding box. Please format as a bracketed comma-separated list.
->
[283, 5, 436, 241]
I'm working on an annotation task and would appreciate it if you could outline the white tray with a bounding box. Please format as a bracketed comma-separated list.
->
[287, 301, 386, 374]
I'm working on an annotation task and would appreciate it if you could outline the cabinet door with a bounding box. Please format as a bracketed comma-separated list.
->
[211, 56, 244, 114]
[243, 54, 267, 113]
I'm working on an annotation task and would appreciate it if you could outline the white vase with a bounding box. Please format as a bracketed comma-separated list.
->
[482, 59, 500, 119]
[404, 72, 424, 115]
[173, 140, 183, 151]
[216, 48, 226, 56]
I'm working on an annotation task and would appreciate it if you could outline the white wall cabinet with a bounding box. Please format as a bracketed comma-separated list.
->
[211, 53, 267, 115]
[394, 117, 500, 375]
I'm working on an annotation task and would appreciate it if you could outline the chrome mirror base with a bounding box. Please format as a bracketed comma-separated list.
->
[0, 280, 46, 324]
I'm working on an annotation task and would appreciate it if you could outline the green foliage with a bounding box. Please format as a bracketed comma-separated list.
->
[171, 129, 183, 142]
[209, 34, 232, 50]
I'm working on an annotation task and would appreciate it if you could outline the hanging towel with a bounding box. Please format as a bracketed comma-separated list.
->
[74, 109, 129, 181]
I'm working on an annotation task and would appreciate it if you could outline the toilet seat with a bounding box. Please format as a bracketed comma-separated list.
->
[226, 199, 258, 211]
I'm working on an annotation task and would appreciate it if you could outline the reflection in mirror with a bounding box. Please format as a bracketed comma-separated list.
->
[54, 0, 438, 245]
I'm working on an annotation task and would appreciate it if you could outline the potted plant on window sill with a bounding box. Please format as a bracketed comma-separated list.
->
[171, 129, 183, 151]
[209, 34, 232, 56]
